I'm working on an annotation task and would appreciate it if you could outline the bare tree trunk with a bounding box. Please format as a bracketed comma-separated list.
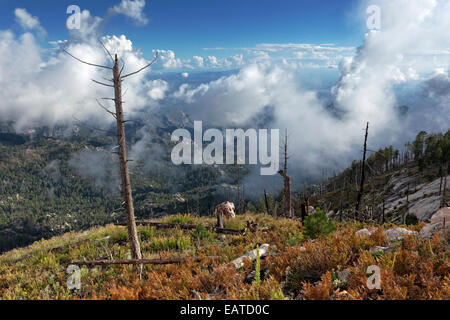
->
[63, 46, 157, 268]
[339, 178, 345, 222]
[264, 189, 270, 215]
[278, 129, 292, 217]
[356, 122, 369, 220]
[404, 183, 410, 224]
[241, 184, 245, 214]
[273, 202, 278, 218]
[442, 162, 448, 208]
[237, 165, 241, 215]
[113, 54, 142, 261]
[216, 212, 224, 228]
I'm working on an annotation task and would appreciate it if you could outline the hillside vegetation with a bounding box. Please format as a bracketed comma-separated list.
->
[0, 212, 448, 300]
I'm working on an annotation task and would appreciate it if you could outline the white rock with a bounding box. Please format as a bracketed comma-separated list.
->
[419, 207, 450, 239]
[384, 227, 417, 242]
[355, 227, 377, 237]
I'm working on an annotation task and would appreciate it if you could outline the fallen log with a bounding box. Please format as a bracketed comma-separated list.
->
[202, 244, 271, 299]
[70, 256, 219, 266]
[117, 221, 246, 236]
[229, 244, 270, 269]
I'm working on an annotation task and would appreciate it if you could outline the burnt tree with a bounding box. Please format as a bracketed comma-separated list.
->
[355, 122, 369, 220]
[278, 129, 292, 218]
[63, 44, 158, 261]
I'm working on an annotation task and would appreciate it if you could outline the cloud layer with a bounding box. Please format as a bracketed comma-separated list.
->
[0, 0, 449, 195]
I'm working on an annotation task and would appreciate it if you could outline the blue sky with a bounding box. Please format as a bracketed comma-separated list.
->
[0, 0, 365, 63]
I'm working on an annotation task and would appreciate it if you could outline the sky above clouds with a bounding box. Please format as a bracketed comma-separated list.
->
[0, 0, 365, 70]
[0, 0, 449, 190]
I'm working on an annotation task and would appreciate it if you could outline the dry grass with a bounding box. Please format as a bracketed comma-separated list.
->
[0, 213, 448, 300]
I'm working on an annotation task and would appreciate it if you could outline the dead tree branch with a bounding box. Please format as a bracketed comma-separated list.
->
[92, 79, 115, 88]
[121, 51, 159, 79]
[61, 49, 112, 70]
[118, 221, 247, 236]
[96, 99, 116, 119]
[71, 256, 219, 266]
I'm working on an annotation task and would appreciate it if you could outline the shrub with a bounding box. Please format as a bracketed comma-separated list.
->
[405, 214, 419, 225]
[303, 209, 336, 239]
[246, 202, 257, 213]
[190, 224, 214, 242]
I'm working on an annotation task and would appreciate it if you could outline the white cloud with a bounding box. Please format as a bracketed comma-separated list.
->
[111, 0, 149, 25]
[192, 56, 204, 68]
[206, 56, 219, 68]
[171, 0, 450, 182]
[103, 35, 133, 56]
[14, 8, 46, 36]
[0, 9, 161, 131]
[157, 49, 182, 69]
[146, 79, 169, 100]
[1, 0, 450, 186]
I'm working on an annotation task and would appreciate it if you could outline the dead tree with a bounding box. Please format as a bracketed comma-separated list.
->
[441, 162, 448, 208]
[63, 45, 158, 261]
[235, 164, 242, 215]
[339, 178, 345, 222]
[404, 182, 410, 224]
[356, 122, 369, 220]
[278, 129, 292, 218]
[263, 189, 270, 215]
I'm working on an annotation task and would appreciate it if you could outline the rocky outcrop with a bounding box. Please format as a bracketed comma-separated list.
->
[383, 173, 449, 221]
[419, 207, 450, 239]
[355, 227, 417, 241]
[384, 227, 418, 241]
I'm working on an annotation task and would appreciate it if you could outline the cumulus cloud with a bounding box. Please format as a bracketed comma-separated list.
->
[14, 8, 46, 36]
[1, 0, 450, 195]
[146, 79, 169, 100]
[157, 49, 183, 69]
[192, 56, 204, 68]
[171, 0, 450, 190]
[110, 0, 149, 25]
[0, 9, 160, 132]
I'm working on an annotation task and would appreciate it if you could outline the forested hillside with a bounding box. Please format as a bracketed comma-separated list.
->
[1, 128, 448, 253]
[0, 123, 241, 252]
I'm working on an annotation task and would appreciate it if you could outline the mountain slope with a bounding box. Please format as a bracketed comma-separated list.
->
[0, 213, 448, 300]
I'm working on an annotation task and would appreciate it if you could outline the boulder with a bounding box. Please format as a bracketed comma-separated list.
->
[419, 207, 450, 239]
[384, 227, 417, 242]
[355, 227, 378, 237]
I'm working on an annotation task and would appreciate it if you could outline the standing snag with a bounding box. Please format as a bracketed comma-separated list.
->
[356, 122, 369, 220]
[278, 129, 292, 218]
[63, 44, 158, 262]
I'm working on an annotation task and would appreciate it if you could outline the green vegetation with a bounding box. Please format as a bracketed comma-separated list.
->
[0, 133, 240, 252]
[0, 213, 447, 300]
[303, 209, 336, 239]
